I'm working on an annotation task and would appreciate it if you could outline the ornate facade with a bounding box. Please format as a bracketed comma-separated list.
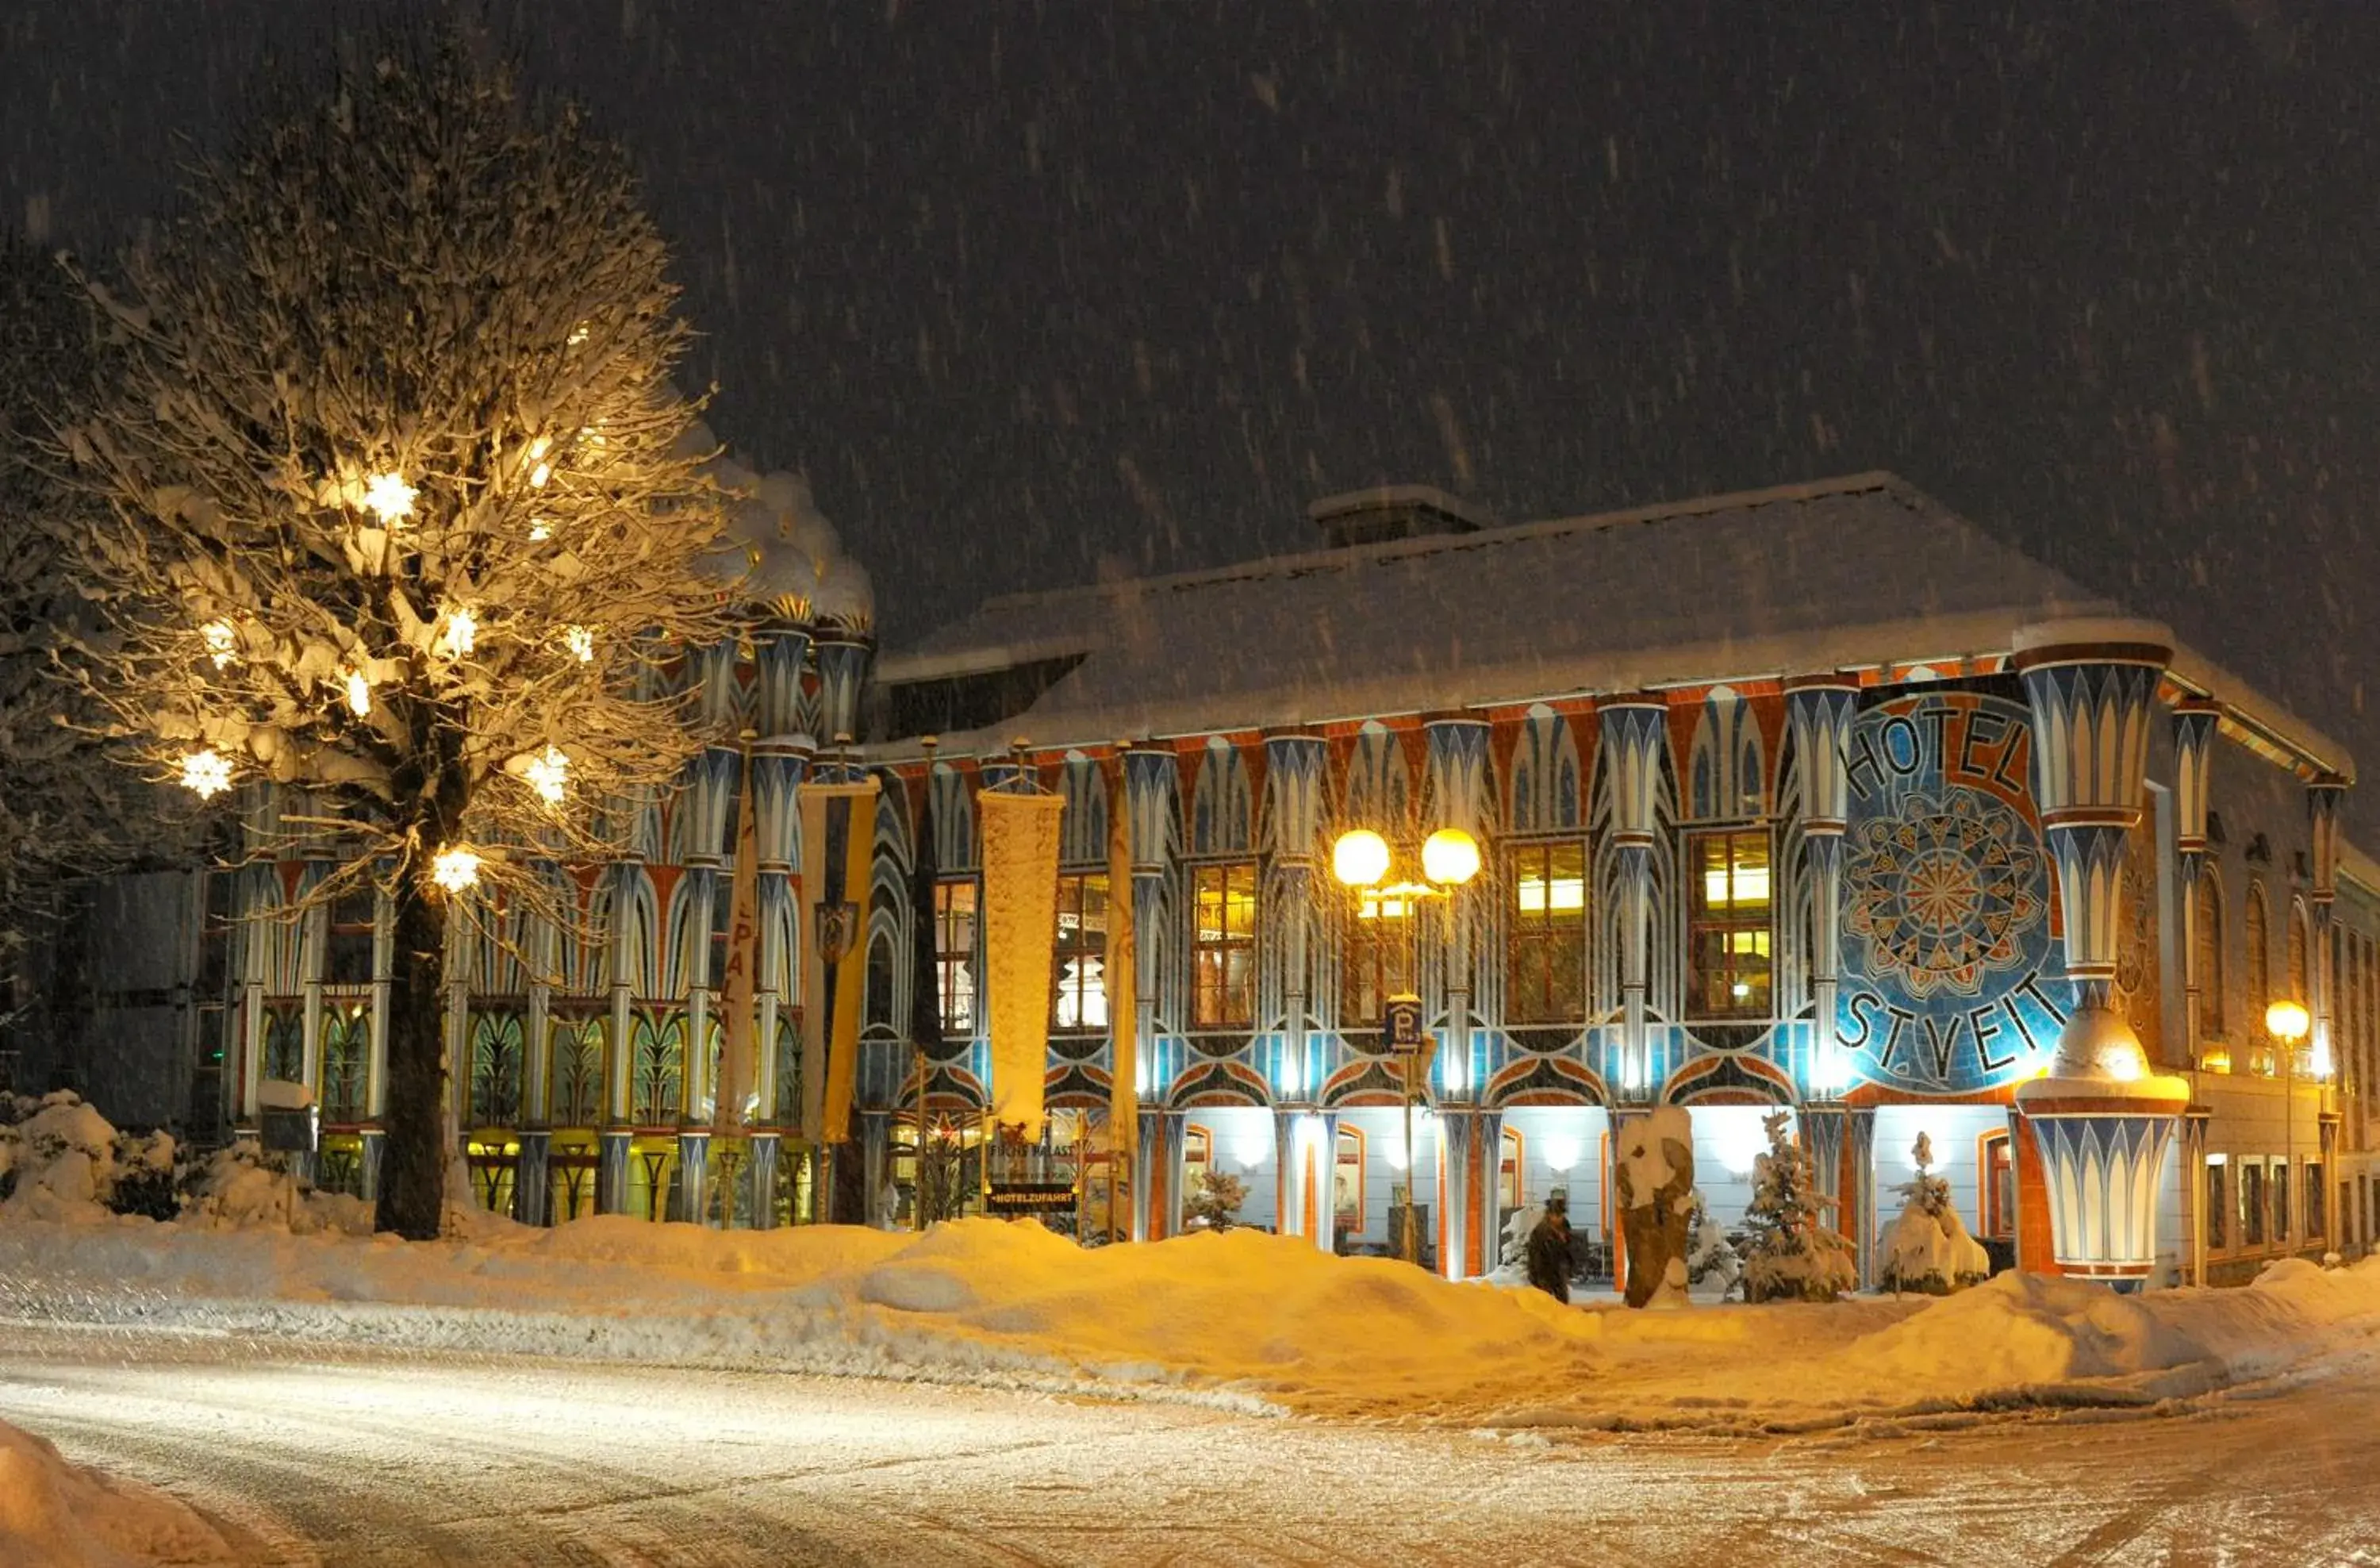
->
[201, 471, 2378, 1289]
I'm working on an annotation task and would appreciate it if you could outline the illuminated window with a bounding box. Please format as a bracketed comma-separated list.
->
[1507, 840, 1587, 1024]
[708, 876, 735, 990]
[324, 886, 377, 986]
[2195, 872, 2225, 1038]
[1345, 876, 1415, 1028]
[1982, 1131, 2014, 1240]
[1192, 861, 1257, 1029]
[1052, 872, 1110, 1030]
[934, 880, 977, 1035]
[1687, 829, 1772, 1019]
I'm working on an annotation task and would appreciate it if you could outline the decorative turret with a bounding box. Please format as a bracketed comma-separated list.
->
[2010, 620, 2189, 1284]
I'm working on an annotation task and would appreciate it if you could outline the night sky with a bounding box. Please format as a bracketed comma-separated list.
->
[5, 2, 2376, 818]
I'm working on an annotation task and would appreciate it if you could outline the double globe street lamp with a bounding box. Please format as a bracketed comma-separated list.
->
[1330, 824, 1481, 1266]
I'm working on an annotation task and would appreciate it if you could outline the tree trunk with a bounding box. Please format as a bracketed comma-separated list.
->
[376, 872, 449, 1239]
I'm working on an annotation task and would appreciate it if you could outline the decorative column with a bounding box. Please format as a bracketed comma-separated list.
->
[1265, 731, 1326, 1114]
[2172, 701, 2219, 1067]
[1271, 1109, 1338, 1247]
[1801, 1104, 1847, 1235]
[1424, 717, 1491, 1105]
[1846, 1105, 1877, 1289]
[599, 862, 638, 1216]
[860, 1110, 892, 1227]
[1437, 1107, 1475, 1281]
[1124, 747, 1179, 1242]
[1786, 677, 1860, 1091]
[2310, 776, 2348, 1081]
[1599, 699, 1669, 1102]
[2011, 621, 2190, 1285]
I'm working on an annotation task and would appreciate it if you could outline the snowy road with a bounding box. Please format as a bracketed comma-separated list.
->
[5, 1324, 2379, 1566]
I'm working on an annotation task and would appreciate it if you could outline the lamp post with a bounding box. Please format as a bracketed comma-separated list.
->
[1330, 824, 1481, 1266]
[2270, 998, 2311, 1247]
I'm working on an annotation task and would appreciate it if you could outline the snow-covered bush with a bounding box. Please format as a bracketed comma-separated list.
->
[0, 1090, 175, 1221]
[1483, 1200, 1545, 1286]
[1741, 1111, 1858, 1303]
[181, 1140, 372, 1237]
[1880, 1132, 1990, 1295]
[1183, 1167, 1247, 1232]
[1684, 1190, 1744, 1300]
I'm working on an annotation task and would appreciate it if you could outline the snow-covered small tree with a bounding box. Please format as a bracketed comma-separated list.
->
[1880, 1131, 1991, 1294]
[60, 37, 735, 1239]
[1683, 1189, 1744, 1301]
[1183, 1166, 1247, 1232]
[1741, 1111, 1858, 1303]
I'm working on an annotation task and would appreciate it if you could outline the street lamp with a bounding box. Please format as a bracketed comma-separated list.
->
[2268, 997, 2313, 1075]
[1330, 824, 1482, 1267]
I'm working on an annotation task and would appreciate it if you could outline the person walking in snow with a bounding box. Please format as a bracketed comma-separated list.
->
[1525, 1195, 1574, 1304]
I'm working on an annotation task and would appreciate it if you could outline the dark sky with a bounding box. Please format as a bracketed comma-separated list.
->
[5, 2, 2377, 816]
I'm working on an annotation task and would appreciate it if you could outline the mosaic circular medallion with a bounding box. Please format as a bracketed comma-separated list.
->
[1844, 787, 2047, 1005]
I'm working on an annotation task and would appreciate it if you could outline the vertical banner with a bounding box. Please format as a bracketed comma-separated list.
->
[716, 748, 762, 1134]
[1105, 759, 1137, 1163]
[980, 786, 1065, 1143]
[798, 778, 878, 1145]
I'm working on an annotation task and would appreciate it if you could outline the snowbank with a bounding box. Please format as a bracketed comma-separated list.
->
[0, 1419, 237, 1568]
[0, 1093, 173, 1224]
[9, 1203, 2380, 1432]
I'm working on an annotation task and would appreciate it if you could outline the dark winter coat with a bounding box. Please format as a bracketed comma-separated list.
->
[1524, 1211, 1573, 1303]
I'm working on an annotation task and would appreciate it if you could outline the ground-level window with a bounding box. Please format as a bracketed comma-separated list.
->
[1982, 1131, 2015, 1240]
[1334, 1124, 1365, 1236]
[2241, 1159, 2267, 1247]
[934, 879, 977, 1036]
[2273, 1158, 2293, 1246]
[1499, 1125, 1524, 1211]
[1507, 840, 1587, 1024]
[2306, 1161, 2326, 1242]
[1192, 861, 1257, 1028]
[1687, 828, 1772, 1019]
[1052, 871, 1109, 1030]
[2205, 1156, 2230, 1251]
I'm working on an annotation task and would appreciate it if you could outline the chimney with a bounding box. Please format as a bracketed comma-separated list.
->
[1306, 484, 1491, 550]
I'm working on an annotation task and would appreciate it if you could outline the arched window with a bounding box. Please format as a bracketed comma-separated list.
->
[2195, 873, 2226, 1039]
[2245, 882, 2271, 1025]
[2286, 901, 2309, 1013]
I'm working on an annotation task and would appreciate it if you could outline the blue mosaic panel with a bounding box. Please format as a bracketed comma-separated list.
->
[1837, 690, 2071, 1093]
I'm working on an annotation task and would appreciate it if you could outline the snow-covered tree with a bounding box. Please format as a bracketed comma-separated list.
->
[0, 235, 168, 1010]
[1183, 1167, 1247, 1232]
[1683, 1189, 1744, 1301]
[1880, 1131, 1991, 1294]
[60, 38, 736, 1239]
[1741, 1111, 1858, 1303]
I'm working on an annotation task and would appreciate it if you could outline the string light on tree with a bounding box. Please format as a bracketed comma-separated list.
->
[528, 517, 554, 542]
[439, 607, 478, 658]
[179, 747, 232, 799]
[430, 845, 482, 893]
[344, 669, 372, 717]
[524, 745, 570, 805]
[564, 625, 596, 663]
[202, 621, 236, 668]
[359, 471, 416, 525]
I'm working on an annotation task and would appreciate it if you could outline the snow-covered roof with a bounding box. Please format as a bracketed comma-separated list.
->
[874, 472, 2348, 779]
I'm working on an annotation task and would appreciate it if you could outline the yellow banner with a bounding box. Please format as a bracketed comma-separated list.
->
[1105, 761, 1136, 1162]
[980, 787, 1065, 1143]
[715, 751, 761, 1134]
[798, 778, 877, 1144]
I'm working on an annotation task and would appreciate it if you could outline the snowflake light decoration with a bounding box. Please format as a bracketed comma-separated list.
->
[360, 471, 416, 525]
[524, 745, 570, 805]
[179, 747, 233, 799]
[431, 846, 482, 892]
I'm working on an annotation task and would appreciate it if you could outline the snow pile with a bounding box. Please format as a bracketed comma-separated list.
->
[0, 1418, 237, 1567]
[697, 424, 875, 632]
[178, 1142, 371, 1237]
[8, 1200, 2380, 1431]
[0, 1093, 173, 1224]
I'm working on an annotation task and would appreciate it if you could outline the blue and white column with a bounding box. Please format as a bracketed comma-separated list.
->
[2012, 621, 2189, 1283]
[1123, 747, 1179, 1243]
[1786, 675, 1860, 1094]
[1599, 698, 1668, 1101]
